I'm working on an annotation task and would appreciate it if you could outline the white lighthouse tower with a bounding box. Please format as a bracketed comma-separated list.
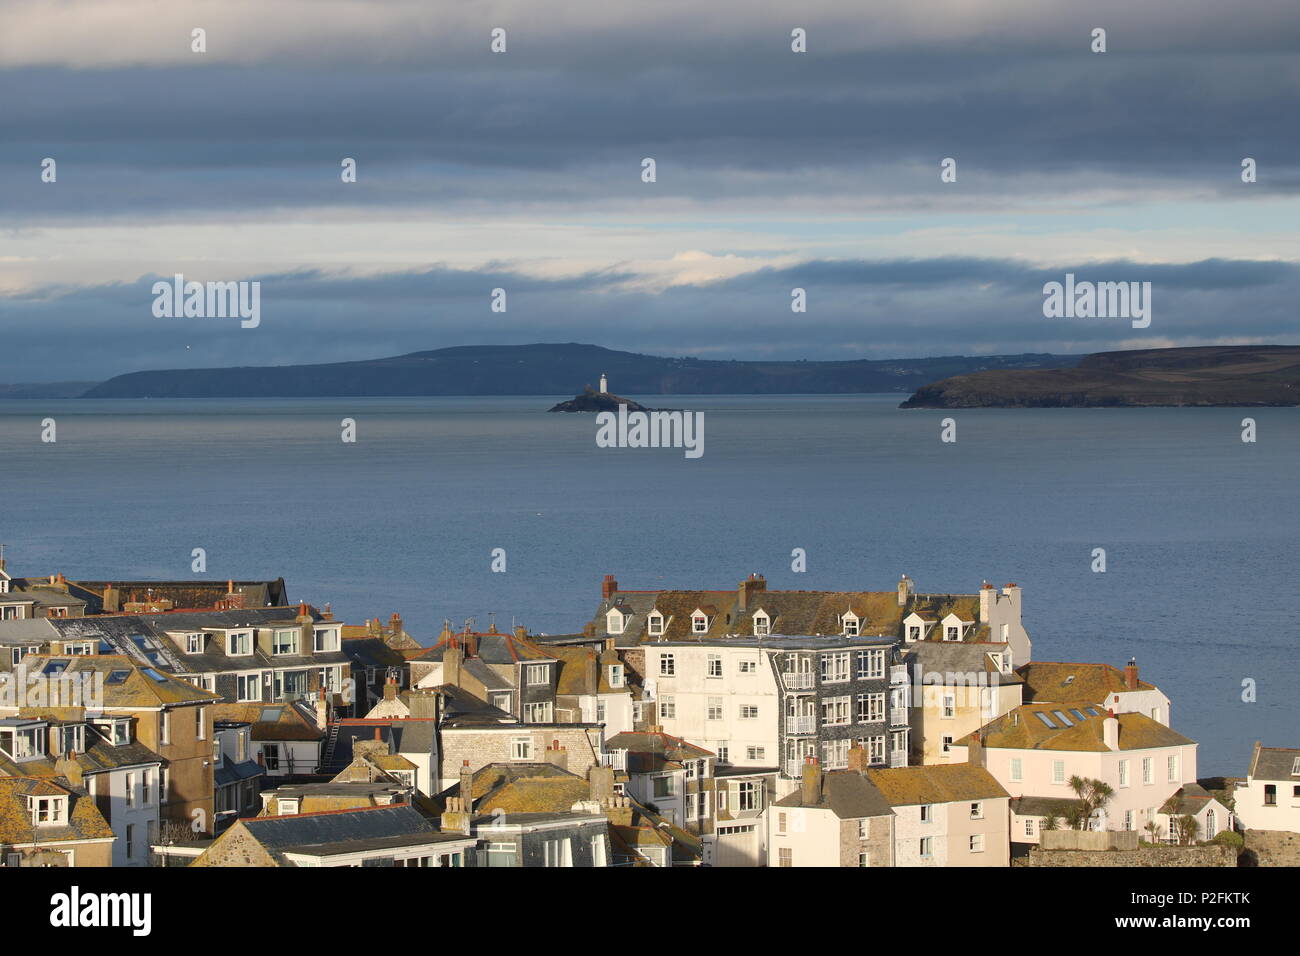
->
[599, 373, 608, 393]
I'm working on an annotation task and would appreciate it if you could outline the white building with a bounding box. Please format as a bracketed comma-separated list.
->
[1234, 742, 1300, 833]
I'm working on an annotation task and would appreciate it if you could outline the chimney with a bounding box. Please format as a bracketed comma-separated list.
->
[588, 764, 615, 802]
[54, 754, 83, 788]
[897, 574, 913, 607]
[102, 585, 119, 614]
[602, 575, 618, 600]
[459, 760, 473, 808]
[968, 729, 984, 766]
[737, 573, 766, 612]
[389, 612, 403, 636]
[801, 756, 822, 805]
[314, 686, 329, 729]
[585, 651, 598, 695]
[846, 744, 868, 773]
[1124, 658, 1139, 690]
[444, 640, 463, 688]
[407, 689, 439, 720]
[1103, 709, 1120, 751]
[603, 794, 633, 827]
[979, 581, 995, 623]
[440, 795, 472, 835]
[544, 740, 569, 771]
[384, 675, 398, 701]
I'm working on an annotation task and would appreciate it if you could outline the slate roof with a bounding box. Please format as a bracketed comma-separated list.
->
[604, 731, 712, 773]
[867, 764, 1010, 806]
[1009, 796, 1077, 818]
[215, 755, 266, 787]
[438, 762, 593, 814]
[212, 701, 324, 741]
[1160, 783, 1223, 816]
[17, 654, 220, 708]
[0, 776, 115, 845]
[232, 804, 452, 864]
[590, 578, 994, 646]
[962, 704, 1195, 753]
[1246, 742, 1300, 781]
[1018, 661, 1155, 703]
[68, 579, 288, 614]
[905, 641, 1024, 683]
[325, 720, 438, 775]
[773, 769, 894, 819]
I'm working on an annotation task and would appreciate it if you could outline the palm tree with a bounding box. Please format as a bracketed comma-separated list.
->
[1067, 775, 1116, 830]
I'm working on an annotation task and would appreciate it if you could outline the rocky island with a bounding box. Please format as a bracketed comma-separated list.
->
[900, 345, 1300, 408]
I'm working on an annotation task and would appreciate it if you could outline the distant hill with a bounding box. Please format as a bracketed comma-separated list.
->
[900, 346, 1300, 408]
[0, 381, 100, 399]
[80, 343, 1079, 398]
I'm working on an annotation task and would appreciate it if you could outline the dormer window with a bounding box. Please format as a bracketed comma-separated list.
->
[29, 795, 68, 826]
[752, 611, 770, 637]
[1292, 757, 1300, 777]
[945, 626, 960, 641]
[276, 798, 299, 816]
[186, 633, 204, 654]
[53, 725, 84, 755]
[842, 613, 859, 636]
[907, 625, 921, 642]
[647, 612, 664, 636]
[312, 628, 340, 652]
[227, 632, 252, 656]
[691, 611, 709, 634]
[607, 609, 625, 635]
[526, 663, 549, 686]
[272, 629, 300, 656]
[0, 725, 42, 761]
[608, 664, 625, 688]
[92, 718, 131, 747]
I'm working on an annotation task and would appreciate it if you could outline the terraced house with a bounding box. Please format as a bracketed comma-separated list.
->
[35, 604, 351, 713]
[0, 776, 115, 867]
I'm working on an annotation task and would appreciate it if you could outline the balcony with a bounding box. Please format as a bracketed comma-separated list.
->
[600, 750, 628, 771]
[889, 750, 908, 768]
[785, 715, 815, 735]
[782, 672, 815, 690]
[890, 710, 910, 729]
[783, 759, 805, 779]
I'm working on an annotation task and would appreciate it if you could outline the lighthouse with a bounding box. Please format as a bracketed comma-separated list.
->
[599, 373, 608, 393]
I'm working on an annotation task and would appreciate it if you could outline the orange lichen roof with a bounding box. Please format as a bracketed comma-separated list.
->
[0, 776, 115, 844]
[960, 704, 1194, 752]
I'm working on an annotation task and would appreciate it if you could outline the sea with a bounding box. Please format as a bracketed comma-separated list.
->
[0, 394, 1295, 775]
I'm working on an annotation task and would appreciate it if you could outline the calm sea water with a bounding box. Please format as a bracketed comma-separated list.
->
[0, 394, 1295, 775]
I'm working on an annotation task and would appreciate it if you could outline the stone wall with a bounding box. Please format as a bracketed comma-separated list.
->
[1243, 829, 1300, 867]
[1041, 829, 1138, 851]
[1015, 844, 1236, 867]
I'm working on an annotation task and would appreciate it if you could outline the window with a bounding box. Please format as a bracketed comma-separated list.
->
[746, 746, 765, 761]
[919, 836, 932, 857]
[857, 649, 884, 679]
[543, 838, 572, 867]
[907, 625, 921, 642]
[941, 694, 955, 719]
[237, 673, 260, 702]
[858, 851, 869, 867]
[511, 737, 534, 760]
[1010, 758, 1023, 782]
[647, 612, 664, 636]
[659, 696, 675, 720]
[821, 738, 849, 769]
[945, 626, 959, 641]
[820, 652, 850, 683]
[195, 706, 205, 740]
[159, 710, 170, 746]
[737, 781, 760, 811]
[1167, 754, 1179, 782]
[125, 823, 136, 858]
[608, 665, 624, 688]
[653, 775, 677, 798]
[1292, 757, 1300, 776]
[857, 692, 884, 723]
[716, 744, 729, 764]
[1118, 759, 1129, 787]
[920, 804, 932, 823]
[779, 847, 792, 867]
[1024, 819, 1036, 837]
[186, 633, 203, 653]
[126, 772, 138, 808]
[1124, 810, 1134, 831]
[606, 610, 625, 635]
[261, 744, 280, 770]
[595, 699, 606, 723]
[692, 613, 708, 633]
[857, 819, 868, 839]
[313, 628, 339, 652]
[970, 802, 983, 820]
[707, 698, 723, 721]
[739, 705, 758, 720]
[591, 835, 607, 867]
[1049, 760, 1067, 784]
[319, 666, 340, 693]
[1264, 784, 1277, 806]
[867, 735, 885, 765]
[1142, 758, 1153, 785]
[492, 693, 512, 712]
[942, 735, 953, 753]
[526, 664, 549, 686]
[842, 613, 859, 636]
[707, 655, 723, 678]
[485, 843, 517, 867]
[752, 613, 770, 636]
[820, 696, 850, 726]
[777, 812, 787, 833]
[738, 660, 757, 674]
[227, 632, 252, 656]
[272, 630, 299, 655]
[31, 796, 67, 825]
[969, 834, 984, 853]
[659, 654, 675, 677]
[524, 701, 553, 723]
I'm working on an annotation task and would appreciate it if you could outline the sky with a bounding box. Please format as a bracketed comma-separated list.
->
[2, 0, 1299, 381]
